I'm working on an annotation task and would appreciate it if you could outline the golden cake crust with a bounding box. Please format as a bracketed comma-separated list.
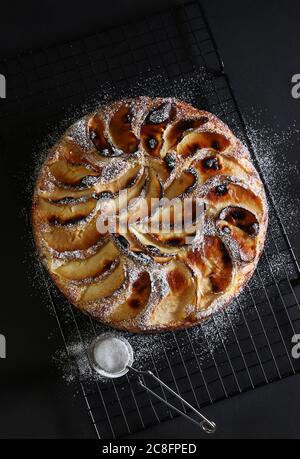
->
[32, 97, 268, 333]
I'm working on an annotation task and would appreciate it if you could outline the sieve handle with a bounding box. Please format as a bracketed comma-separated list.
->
[128, 366, 216, 434]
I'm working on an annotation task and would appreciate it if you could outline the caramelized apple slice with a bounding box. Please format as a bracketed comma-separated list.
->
[145, 198, 202, 230]
[149, 157, 170, 183]
[129, 226, 184, 257]
[43, 215, 104, 252]
[113, 231, 144, 254]
[187, 236, 233, 296]
[80, 261, 125, 302]
[219, 207, 259, 236]
[56, 137, 102, 170]
[150, 261, 196, 326]
[38, 186, 95, 201]
[218, 221, 257, 262]
[40, 165, 142, 202]
[48, 161, 99, 185]
[128, 168, 162, 221]
[205, 182, 264, 220]
[192, 154, 252, 185]
[88, 113, 122, 157]
[109, 105, 139, 153]
[94, 164, 142, 194]
[96, 168, 146, 227]
[54, 240, 119, 280]
[164, 170, 198, 199]
[217, 207, 260, 262]
[145, 168, 163, 201]
[141, 101, 176, 157]
[108, 272, 151, 322]
[151, 232, 192, 247]
[177, 132, 230, 157]
[56, 138, 86, 164]
[130, 197, 203, 257]
[36, 198, 97, 223]
[161, 117, 209, 157]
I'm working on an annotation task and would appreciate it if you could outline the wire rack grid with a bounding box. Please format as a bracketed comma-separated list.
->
[1, 1, 300, 439]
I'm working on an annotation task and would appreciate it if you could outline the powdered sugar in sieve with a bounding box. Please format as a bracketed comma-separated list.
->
[88, 333, 216, 434]
[88, 334, 133, 378]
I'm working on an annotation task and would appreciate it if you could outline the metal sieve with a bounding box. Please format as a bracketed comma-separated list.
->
[88, 333, 217, 435]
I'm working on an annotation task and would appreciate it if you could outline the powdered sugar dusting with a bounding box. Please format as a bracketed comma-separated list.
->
[54, 298, 243, 385]
[101, 158, 129, 183]
[68, 118, 90, 150]
[245, 116, 300, 234]
[24, 69, 299, 387]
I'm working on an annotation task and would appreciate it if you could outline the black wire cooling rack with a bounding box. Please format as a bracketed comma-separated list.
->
[1, 1, 300, 439]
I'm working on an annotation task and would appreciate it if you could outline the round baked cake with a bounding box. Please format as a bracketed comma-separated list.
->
[32, 97, 268, 332]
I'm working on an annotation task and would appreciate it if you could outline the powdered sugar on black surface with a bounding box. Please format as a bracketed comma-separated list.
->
[23, 69, 299, 386]
[245, 114, 300, 235]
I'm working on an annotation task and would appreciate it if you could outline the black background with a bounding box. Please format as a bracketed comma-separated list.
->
[0, 0, 300, 439]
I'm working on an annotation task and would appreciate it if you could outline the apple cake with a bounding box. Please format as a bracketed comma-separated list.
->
[32, 97, 268, 332]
